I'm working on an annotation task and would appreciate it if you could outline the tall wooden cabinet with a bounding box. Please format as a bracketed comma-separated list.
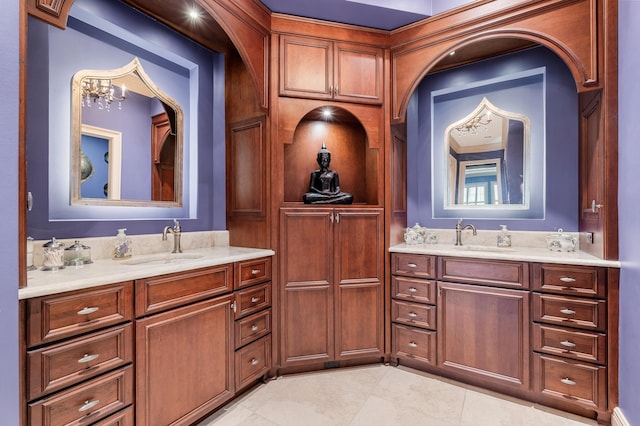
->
[280, 207, 383, 367]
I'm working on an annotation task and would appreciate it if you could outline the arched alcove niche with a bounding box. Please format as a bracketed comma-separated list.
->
[395, 39, 582, 232]
[284, 107, 378, 205]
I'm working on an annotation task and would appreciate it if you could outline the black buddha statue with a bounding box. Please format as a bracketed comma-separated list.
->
[302, 144, 353, 204]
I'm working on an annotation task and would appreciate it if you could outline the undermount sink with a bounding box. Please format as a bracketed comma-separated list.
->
[453, 244, 515, 253]
[121, 253, 204, 266]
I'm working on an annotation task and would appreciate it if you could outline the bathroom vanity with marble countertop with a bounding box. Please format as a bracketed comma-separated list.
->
[20, 231, 274, 426]
[389, 230, 619, 424]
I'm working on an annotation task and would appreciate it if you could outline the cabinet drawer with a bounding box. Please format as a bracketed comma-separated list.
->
[135, 264, 232, 317]
[533, 353, 606, 410]
[236, 257, 272, 289]
[391, 300, 436, 330]
[235, 309, 271, 349]
[235, 335, 271, 390]
[28, 365, 133, 426]
[235, 283, 271, 319]
[532, 293, 606, 331]
[27, 282, 133, 347]
[438, 257, 529, 289]
[390, 253, 436, 279]
[533, 264, 606, 298]
[392, 323, 436, 365]
[27, 324, 133, 400]
[90, 406, 134, 426]
[392, 276, 436, 304]
[532, 324, 606, 364]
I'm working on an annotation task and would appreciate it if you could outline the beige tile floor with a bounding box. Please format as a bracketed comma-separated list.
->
[198, 364, 598, 426]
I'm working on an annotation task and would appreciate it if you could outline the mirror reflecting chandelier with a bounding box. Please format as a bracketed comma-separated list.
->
[81, 78, 126, 111]
[455, 111, 492, 136]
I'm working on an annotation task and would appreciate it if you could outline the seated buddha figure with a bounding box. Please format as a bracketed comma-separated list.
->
[302, 144, 353, 204]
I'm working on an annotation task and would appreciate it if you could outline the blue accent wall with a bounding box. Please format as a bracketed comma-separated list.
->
[407, 46, 578, 231]
[26, 0, 226, 239]
[618, 1, 640, 423]
[0, 0, 19, 422]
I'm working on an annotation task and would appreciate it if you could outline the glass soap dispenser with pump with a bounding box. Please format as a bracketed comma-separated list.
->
[497, 225, 512, 248]
[113, 228, 133, 259]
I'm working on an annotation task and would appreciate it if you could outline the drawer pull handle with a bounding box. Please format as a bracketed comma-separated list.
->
[408, 312, 418, 318]
[408, 287, 418, 293]
[407, 263, 417, 268]
[560, 378, 577, 386]
[77, 306, 99, 316]
[251, 269, 261, 275]
[560, 277, 576, 283]
[251, 324, 259, 332]
[79, 399, 100, 412]
[78, 353, 100, 364]
[251, 297, 261, 303]
[560, 340, 577, 348]
[560, 308, 576, 315]
[251, 358, 260, 366]
[408, 341, 418, 348]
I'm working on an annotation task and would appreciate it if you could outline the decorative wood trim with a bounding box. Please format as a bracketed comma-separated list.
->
[612, 407, 630, 426]
[27, 0, 74, 29]
[390, 0, 602, 122]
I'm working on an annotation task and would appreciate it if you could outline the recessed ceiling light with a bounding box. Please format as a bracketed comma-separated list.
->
[322, 108, 333, 119]
[187, 7, 201, 21]
[449, 50, 456, 56]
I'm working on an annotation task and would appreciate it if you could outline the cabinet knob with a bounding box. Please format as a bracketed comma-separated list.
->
[79, 399, 100, 412]
[560, 340, 577, 348]
[407, 287, 418, 293]
[560, 378, 577, 386]
[560, 308, 576, 315]
[77, 353, 100, 364]
[560, 277, 576, 283]
[251, 324, 259, 332]
[251, 358, 260, 366]
[77, 306, 99, 316]
[408, 312, 418, 318]
[407, 263, 417, 268]
[251, 269, 261, 275]
[251, 297, 261, 303]
[408, 341, 418, 348]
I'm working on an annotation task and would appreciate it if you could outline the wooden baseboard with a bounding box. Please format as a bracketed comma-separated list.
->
[612, 407, 630, 426]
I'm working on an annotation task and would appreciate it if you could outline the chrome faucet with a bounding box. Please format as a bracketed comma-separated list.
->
[162, 219, 183, 253]
[455, 218, 477, 246]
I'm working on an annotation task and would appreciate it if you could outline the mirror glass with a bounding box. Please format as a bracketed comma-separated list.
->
[445, 97, 529, 208]
[71, 58, 183, 207]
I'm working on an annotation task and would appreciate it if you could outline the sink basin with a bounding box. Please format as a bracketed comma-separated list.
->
[121, 253, 204, 266]
[453, 244, 515, 253]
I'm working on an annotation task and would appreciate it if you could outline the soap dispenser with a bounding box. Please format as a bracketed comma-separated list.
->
[113, 228, 132, 259]
[497, 225, 512, 248]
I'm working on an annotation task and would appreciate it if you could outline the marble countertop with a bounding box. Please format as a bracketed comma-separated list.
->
[389, 243, 620, 268]
[21, 246, 275, 300]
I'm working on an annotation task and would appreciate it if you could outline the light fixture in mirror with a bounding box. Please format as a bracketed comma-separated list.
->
[431, 68, 546, 220]
[445, 97, 529, 208]
[71, 57, 183, 207]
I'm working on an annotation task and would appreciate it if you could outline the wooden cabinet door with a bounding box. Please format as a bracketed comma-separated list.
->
[334, 208, 384, 359]
[135, 295, 234, 426]
[333, 42, 383, 105]
[437, 282, 530, 390]
[279, 35, 333, 100]
[280, 208, 334, 366]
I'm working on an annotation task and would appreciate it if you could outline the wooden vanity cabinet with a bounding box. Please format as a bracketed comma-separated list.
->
[278, 34, 384, 105]
[390, 253, 617, 422]
[531, 263, 611, 414]
[134, 266, 235, 426]
[24, 282, 134, 426]
[280, 207, 384, 367]
[233, 257, 273, 391]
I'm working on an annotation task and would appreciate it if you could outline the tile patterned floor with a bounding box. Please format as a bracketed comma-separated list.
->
[198, 364, 597, 425]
